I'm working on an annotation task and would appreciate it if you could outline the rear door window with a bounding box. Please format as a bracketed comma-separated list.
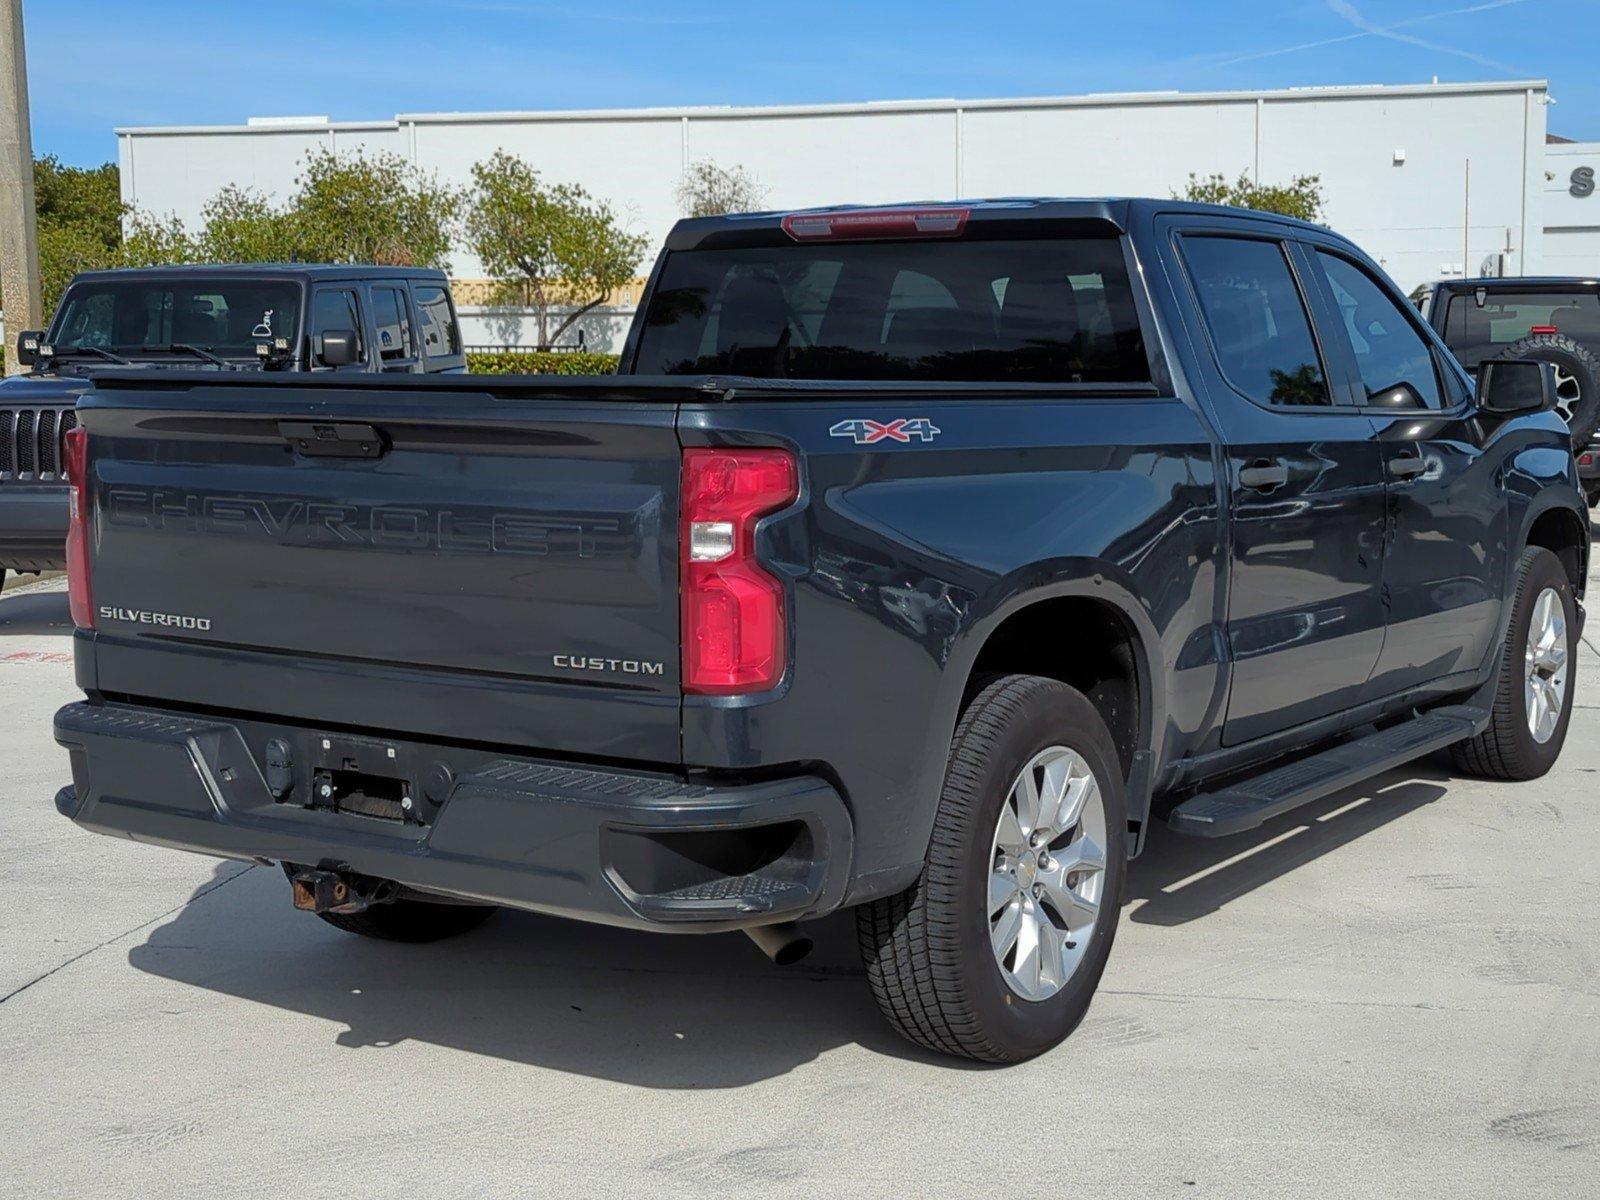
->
[413, 284, 461, 360]
[1314, 251, 1442, 410]
[1179, 235, 1332, 407]
[633, 237, 1150, 383]
[309, 288, 366, 367]
[371, 286, 416, 366]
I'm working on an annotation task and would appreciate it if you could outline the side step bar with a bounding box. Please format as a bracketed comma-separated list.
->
[1168, 705, 1489, 838]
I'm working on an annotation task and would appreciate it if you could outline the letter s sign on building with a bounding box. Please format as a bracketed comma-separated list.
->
[1571, 166, 1596, 199]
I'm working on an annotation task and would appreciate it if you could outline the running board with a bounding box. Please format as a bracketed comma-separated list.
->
[1167, 705, 1489, 838]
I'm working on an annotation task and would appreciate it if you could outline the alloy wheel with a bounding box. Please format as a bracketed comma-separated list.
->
[987, 746, 1108, 1002]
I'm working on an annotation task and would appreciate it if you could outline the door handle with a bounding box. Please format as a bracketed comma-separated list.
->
[1237, 460, 1290, 491]
[1389, 452, 1429, 480]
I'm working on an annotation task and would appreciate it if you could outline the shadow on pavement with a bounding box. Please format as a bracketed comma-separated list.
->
[1127, 760, 1451, 927]
[128, 861, 931, 1087]
[126, 766, 1458, 1082]
[0, 589, 72, 638]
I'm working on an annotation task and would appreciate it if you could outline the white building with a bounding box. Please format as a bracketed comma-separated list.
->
[115, 80, 1574, 349]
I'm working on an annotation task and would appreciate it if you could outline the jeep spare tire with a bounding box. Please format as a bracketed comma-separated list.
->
[1493, 332, 1600, 445]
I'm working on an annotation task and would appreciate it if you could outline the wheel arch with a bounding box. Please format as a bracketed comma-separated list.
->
[941, 566, 1165, 852]
[1522, 499, 1590, 597]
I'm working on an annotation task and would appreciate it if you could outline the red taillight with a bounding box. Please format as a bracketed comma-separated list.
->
[64, 424, 94, 629]
[1532, 324, 1558, 335]
[781, 207, 969, 242]
[681, 447, 797, 695]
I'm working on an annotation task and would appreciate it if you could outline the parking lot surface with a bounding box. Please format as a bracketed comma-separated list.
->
[2, 558, 1597, 1198]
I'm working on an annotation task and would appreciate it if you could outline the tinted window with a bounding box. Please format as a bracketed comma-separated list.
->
[49, 279, 300, 358]
[310, 289, 364, 366]
[1316, 251, 1442, 409]
[633, 238, 1149, 383]
[1443, 289, 1600, 371]
[413, 285, 460, 358]
[1182, 236, 1330, 407]
[372, 286, 414, 361]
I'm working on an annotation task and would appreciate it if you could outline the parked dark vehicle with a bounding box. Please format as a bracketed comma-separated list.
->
[1421, 276, 1600, 504]
[53, 201, 1587, 1062]
[1, 264, 463, 591]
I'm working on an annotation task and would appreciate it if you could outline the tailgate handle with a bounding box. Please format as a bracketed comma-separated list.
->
[279, 421, 387, 459]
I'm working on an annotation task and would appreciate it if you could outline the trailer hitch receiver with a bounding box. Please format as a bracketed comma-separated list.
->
[288, 867, 393, 915]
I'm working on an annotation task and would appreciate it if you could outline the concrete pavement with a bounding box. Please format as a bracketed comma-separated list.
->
[1, 563, 1597, 1198]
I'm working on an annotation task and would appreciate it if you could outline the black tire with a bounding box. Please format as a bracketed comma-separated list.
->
[856, 675, 1127, 1063]
[1451, 546, 1578, 781]
[1494, 333, 1600, 445]
[317, 898, 498, 943]
[1584, 481, 1600, 509]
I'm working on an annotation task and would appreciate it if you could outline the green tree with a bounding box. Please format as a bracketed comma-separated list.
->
[34, 155, 125, 251]
[1180, 172, 1325, 222]
[195, 184, 299, 263]
[675, 159, 768, 218]
[287, 148, 461, 267]
[465, 150, 648, 346]
[12, 156, 129, 320]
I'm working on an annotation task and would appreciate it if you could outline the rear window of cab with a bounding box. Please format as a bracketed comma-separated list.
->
[633, 237, 1150, 384]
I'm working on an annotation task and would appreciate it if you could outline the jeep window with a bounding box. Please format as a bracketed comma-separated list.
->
[49, 279, 301, 358]
[1180, 236, 1331, 407]
[633, 237, 1149, 383]
[1315, 251, 1443, 409]
[309, 288, 366, 367]
[413, 285, 461, 358]
[1443, 289, 1600, 371]
[372, 286, 415, 362]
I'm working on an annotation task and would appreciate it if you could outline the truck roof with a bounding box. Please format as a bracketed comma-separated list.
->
[1426, 276, 1600, 292]
[63, 263, 450, 285]
[663, 197, 1328, 250]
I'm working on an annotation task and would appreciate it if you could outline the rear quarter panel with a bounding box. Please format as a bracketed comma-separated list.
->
[680, 392, 1222, 898]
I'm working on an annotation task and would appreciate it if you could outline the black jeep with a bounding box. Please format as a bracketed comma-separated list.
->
[2, 264, 463, 590]
[1421, 276, 1600, 504]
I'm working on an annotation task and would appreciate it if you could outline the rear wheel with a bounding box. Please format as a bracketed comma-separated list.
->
[1451, 546, 1576, 781]
[1494, 333, 1600, 445]
[317, 898, 499, 943]
[857, 675, 1127, 1062]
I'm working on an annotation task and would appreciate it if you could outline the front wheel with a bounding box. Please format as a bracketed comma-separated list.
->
[1451, 546, 1577, 781]
[857, 675, 1127, 1063]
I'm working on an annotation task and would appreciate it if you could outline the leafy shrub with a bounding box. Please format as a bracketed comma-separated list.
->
[466, 351, 619, 375]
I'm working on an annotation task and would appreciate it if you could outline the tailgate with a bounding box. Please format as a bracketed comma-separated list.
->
[79, 376, 691, 763]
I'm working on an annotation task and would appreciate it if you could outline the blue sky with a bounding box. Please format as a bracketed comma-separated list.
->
[25, 0, 1600, 165]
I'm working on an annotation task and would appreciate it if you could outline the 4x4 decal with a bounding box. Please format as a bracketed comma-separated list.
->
[829, 417, 942, 445]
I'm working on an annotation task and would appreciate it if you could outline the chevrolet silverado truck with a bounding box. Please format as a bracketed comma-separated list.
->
[53, 200, 1588, 1063]
[1, 263, 463, 591]
[1420, 275, 1600, 505]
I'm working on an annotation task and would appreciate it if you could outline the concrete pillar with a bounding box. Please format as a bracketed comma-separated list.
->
[0, 0, 41, 374]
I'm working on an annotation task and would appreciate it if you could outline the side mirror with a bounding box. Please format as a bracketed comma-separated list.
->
[15, 330, 43, 367]
[1477, 358, 1556, 416]
[317, 329, 359, 368]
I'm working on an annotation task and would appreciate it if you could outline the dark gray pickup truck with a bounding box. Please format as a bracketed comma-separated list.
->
[1, 263, 463, 590]
[52, 200, 1588, 1062]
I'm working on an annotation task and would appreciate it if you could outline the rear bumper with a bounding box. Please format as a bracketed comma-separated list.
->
[54, 701, 854, 933]
[0, 488, 67, 570]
